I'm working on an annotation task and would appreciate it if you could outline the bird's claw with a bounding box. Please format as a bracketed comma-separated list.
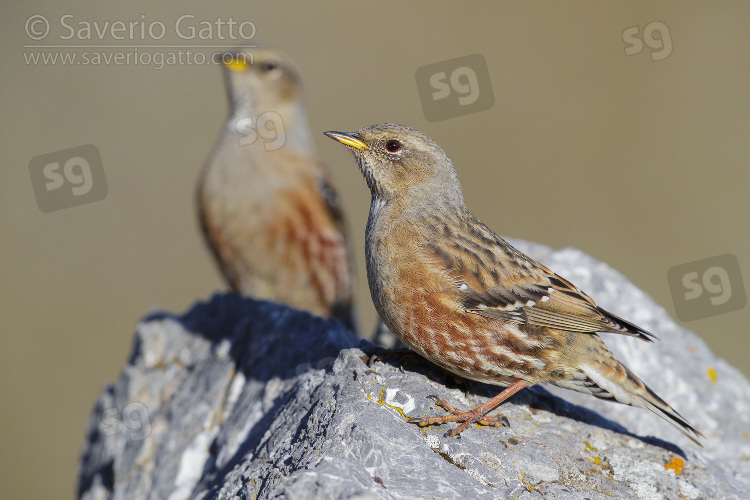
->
[410, 395, 510, 435]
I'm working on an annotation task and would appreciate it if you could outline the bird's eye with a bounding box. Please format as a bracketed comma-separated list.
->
[385, 140, 401, 153]
[262, 61, 278, 71]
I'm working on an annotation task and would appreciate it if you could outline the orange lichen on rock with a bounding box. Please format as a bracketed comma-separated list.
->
[665, 457, 684, 475]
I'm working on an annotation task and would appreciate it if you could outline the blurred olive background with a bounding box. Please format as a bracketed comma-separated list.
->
[2, 2, 749, 497]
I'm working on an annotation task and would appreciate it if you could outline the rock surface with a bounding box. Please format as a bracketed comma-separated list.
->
[78, 241, 750, 500]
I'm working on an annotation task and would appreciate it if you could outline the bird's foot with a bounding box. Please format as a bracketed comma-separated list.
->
[408, 395, 510, 437]
[408, 380, 527, 437]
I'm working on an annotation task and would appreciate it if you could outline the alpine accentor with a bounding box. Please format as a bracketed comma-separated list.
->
[325, 123, 701, 444]
[198, 49, 356, 331]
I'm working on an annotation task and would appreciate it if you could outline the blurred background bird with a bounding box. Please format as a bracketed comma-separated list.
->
[197, 49, 356, 332]
[326, 123, 702, 444]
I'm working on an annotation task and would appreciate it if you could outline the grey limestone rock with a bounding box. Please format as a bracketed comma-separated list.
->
[78, 241, 750, 500]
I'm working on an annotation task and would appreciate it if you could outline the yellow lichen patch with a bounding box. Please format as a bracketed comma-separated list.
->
[585, 455, 605, 476]
[665, 457, 684, 475]
[369, 386, 409, 419]
[519, 470, 535, 492]
[582, 441, 613, 477]
[376, 386, 386, 404]
[742, 432, 750, 440]
[707, 367, 718, 383]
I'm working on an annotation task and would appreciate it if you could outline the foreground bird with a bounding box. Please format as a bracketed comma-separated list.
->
[325, 123, 702, 445]
[197, 49, 356, 331]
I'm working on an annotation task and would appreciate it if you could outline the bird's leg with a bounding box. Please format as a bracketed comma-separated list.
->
[409, 380, 527, 437]
[428, 396, 509, 426]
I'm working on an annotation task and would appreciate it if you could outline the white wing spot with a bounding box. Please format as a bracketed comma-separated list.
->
[530, 357, 547, 369]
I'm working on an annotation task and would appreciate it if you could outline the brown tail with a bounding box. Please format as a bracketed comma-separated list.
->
[621, 366, 704, 446]
[558, 358, 703, 446]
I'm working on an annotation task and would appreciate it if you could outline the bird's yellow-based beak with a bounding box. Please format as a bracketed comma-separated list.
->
[222, 53, 251, 72]
[324, 131, 368, 150]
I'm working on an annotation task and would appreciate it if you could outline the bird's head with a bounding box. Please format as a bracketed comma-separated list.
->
[220, 49, 302, 117]
[325, 123, 463, 206]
